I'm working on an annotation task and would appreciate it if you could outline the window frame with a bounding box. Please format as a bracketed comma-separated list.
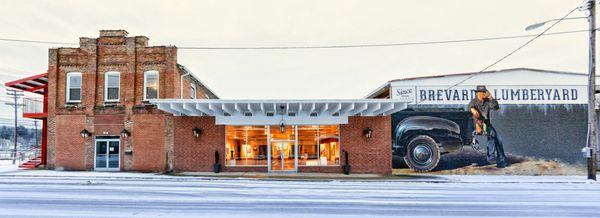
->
[143, 70, 160, 101]
[66, 72, 83, 103]
[190, 83, 196, 99]
[104, 71, 120, 102]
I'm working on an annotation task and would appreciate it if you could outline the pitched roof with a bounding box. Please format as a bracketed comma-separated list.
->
[364, 68, 588, 99]
[4, 73, 48, 95]
[388, 68, 585, 83]
[177, 64, 219, 99]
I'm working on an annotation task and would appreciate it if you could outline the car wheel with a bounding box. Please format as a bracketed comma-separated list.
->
[404, 135, 441, 172]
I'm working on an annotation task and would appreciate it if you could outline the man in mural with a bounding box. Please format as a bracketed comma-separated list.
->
[469, 85, 508, 168]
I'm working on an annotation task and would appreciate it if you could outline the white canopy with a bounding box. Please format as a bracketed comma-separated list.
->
[151, 99, 408, 125]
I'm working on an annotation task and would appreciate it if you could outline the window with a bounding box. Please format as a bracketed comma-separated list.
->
[66, 72, 82, 103]
[225, 126, 268, 166]
[144, 71, 159, 100]
[104, 71, 120, 102]
[225, 125, 340, 168]
[298, 125, 340, 166]
[190, 83, 196, 99]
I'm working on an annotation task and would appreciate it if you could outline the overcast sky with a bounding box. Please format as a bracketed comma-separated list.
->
[0, 0, 594, 119]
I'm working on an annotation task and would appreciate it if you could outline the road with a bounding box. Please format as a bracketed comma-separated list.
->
[0, 175, 598, 217]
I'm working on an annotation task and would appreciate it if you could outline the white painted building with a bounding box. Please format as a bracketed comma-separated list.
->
[366, 68, 598, 106]
[366, 68, 598, 164]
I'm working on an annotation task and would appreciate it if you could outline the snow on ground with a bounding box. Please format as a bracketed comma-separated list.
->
[0, 168, 599, 217]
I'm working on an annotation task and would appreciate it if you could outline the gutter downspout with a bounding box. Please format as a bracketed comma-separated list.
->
[180, 71, 189, 99]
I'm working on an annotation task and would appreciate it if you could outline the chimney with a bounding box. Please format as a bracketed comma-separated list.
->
[99, 30, 129, 37]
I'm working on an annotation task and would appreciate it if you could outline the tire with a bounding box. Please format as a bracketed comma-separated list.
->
[403, 135, 441, 172]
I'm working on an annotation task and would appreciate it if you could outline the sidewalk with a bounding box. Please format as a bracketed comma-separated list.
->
[176, 171, 445, 181]
[1, 160, 597, 184]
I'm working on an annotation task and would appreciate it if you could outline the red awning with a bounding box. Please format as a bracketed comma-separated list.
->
[4, 73, 48, 95]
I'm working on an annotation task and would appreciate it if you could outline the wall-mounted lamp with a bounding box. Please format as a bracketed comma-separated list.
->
[363, 127, 373, 140]
[120, 129, 131, 138]
[80, 129, 91, 138]
[193, 127, 202, 138]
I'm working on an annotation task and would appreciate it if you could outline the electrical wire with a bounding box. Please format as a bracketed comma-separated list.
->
[0, 29, 592, 50]
[0, 38, 77, 46]
[178, 29, 592, 50]
[415, 2, 586, 104]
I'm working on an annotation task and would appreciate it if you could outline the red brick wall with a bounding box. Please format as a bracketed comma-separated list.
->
[131, 114, 167, 172]
[172, 116, 225, 172]
[171, 116, 392, 174]
[53, 115, 87, 170]
[340, 116, 392, 174]
[45, 30, 182, 171]
[181, 76, 212, 99]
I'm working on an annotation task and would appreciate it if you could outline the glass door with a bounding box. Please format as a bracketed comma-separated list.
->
[270, 140, 296, 171]
[95, 137, 120, 171]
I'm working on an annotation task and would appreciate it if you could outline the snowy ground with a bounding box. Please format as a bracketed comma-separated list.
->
[0, 162, 599, 217]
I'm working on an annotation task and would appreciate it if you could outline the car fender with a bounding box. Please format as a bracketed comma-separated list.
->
[393, 116, 461, 156]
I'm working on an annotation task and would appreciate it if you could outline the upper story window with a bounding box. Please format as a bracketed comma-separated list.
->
[66, 72, 82, 103]
[190, 83, 196, 99]
[104, 71, 120, 102]
[144, 71, 159, 100]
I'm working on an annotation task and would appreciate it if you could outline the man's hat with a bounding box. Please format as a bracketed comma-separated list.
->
[476, 85, 488, 92]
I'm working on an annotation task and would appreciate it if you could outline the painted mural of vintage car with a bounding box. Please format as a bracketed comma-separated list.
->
[392, 110, 474, 172]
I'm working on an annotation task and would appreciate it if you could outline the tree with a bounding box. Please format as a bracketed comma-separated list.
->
[0, 126, 9, 140]
[17, 125, 28, 140]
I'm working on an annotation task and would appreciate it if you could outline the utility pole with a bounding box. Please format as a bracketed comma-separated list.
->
[5, 89, 24, 165]
[587, 0, 597, 181]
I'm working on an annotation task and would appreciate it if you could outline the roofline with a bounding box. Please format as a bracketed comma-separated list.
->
[151, 98, 409, 103]
[363, 82, 390, 99]
[4, 73, 48, 87]
[362, 67, 591, 99]
[388, 68, 586, 83]
[4, 73, 49, 95]
[177, 64, 220, 99]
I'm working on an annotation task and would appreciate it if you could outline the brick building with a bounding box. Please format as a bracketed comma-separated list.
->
[6, 30, 407, 174]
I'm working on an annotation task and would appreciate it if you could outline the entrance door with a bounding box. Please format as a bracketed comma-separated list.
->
[95, 137, 120, 171]
[270, 141, 296, 171]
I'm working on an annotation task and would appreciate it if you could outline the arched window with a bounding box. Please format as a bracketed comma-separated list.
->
[104, 71, 120, 102]
[190, 83, 196, 99]
[66, 72, 82, 103]
[144, 71, 159, 100]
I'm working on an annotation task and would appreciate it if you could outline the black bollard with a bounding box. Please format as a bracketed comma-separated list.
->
[343, 150, 351, 175]
[213, 150, 221, 173]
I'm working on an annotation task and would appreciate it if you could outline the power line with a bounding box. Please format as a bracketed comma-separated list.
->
[0, 38, 77, 46]
[0, 28, 593, 50]
[416, 2, 585, 104]
[179, 29, 593, 50]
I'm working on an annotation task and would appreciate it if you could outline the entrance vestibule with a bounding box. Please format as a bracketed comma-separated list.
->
[225, 125, 340, 172]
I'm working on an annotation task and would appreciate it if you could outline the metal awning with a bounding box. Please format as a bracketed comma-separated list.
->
[151, 99, 408, 125]
[4, 73, 48, 95]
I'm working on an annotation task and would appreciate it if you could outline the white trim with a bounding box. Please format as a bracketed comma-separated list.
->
[180, 70, 190, 99]
[294, 126, 298, 171]
[144, 70, 159, 101]
[66, 72, 82, 103]
[104, 71, 120, 102]
[152, 99, 408, 125]
[93, 138, 121, 171]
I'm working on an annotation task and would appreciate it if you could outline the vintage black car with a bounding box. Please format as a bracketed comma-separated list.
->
[392, 110, 474, 172]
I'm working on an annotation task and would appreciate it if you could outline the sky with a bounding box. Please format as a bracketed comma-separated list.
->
[0, 0, 595, 119]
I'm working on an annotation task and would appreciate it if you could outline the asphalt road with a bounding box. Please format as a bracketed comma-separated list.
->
[0, 175, 598, 217]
